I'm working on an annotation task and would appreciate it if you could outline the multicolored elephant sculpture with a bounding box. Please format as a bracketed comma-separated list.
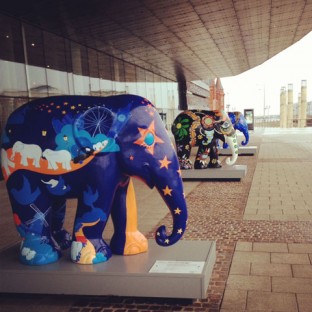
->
[0, 94, 188, 265]
[222, 112, 249, 148]
[171, 110, 238, 169]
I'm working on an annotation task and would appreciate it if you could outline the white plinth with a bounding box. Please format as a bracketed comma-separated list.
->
[0, 240, 216, 299]
[181, 165, 247, 181]
[219, 146, 257, 155]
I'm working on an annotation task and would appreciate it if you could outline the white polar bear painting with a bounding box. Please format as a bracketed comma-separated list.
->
[42, 149, 72, 171]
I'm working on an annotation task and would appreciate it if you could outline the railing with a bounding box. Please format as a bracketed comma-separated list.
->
[254, 118, 280, 128]
[254, 117, 312, 128]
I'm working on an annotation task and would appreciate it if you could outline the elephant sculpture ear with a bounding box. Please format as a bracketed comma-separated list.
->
[213, 110, 228, 122]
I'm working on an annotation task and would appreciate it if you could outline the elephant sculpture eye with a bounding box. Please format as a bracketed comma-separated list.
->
[201, 116, 213, 129]
[144, 132, 155, 146]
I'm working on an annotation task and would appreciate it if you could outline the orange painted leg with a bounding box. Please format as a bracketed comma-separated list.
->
[123, 178, 148, 255]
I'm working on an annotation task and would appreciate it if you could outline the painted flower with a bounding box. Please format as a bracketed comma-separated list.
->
[172, 117, 190, 141]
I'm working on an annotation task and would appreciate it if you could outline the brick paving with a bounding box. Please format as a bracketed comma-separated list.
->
[1, 128, 312, 311]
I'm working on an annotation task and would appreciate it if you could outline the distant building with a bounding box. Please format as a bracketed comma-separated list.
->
[209, 78, 225, 111]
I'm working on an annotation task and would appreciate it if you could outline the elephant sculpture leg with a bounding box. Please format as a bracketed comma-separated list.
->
[208, 137, 222, 168]
[194, 137, 221, 169]
[71, 192, 113, 264]
[50, 199, 72, 250]
[110, 177, 148, 255]
[7, 174, 62, 265]
[175, 142, 193, 169]
[194, 143, 209, 169]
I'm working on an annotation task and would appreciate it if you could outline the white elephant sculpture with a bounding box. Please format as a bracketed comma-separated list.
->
[42, 149, 72, 170]
[11, 141, 42, 168]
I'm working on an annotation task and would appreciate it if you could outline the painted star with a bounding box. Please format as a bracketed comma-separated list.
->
[159, 156, 172, 169]
[134, 121, 164, 155]
[162, 185, 172, 196]
[177, 168, 181, 176]
[174, 207, 182, 215]
[165, 239, 170, 244]
[177, 228, 183, 234]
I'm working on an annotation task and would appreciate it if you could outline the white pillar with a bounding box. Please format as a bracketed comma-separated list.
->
[287, 84, 293, 128]
[297, 93, 301, 127]
[280, 86, 287, 128]
[300, 80, 307, 127]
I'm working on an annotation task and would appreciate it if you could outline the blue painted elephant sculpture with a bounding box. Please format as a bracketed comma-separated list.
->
[171, 110, 238, 169]
[0, 94, 188, 265]
[223, 112, 249, 149]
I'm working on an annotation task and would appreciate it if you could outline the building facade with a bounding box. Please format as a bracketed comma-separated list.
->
[0, 13, 184, 135]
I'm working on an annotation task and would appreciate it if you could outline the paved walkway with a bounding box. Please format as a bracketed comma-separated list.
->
[1, 128, 312, 311]
[220, 128, 312, 312]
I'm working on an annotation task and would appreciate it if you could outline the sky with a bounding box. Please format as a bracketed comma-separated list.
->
[221, 31, 312, 116]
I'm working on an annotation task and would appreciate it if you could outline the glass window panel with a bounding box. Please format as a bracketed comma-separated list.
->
[146, 71, 155, 104]
[0, 14, 24, 63]
[0, 60, 27, 97]
[64, 39, 73, 73]
[27, 65, 48, 98]
[125, 62, 137, 94]
[136, 67, 147, 98]
[113, 59, 124, 82]
[125, 81, 137, 95]
[98, 53, 114, 95]
[124, 62, 136, 82]
[88, 48, 99, 78]
[100, 79, 114, 96]
[23, 23, 45, 68]
[0, 97, 28, 135]
[70, 42, 89, 76]
[73, 74, 90, 95]
[46, 68, 69, 95]
[113, 59, 125, 94]
[90, 77, 100, 95]
[67, 72, 75, 95]
[43, 32, 68, 72]
[98, 53, 113, 80]
[154, 81, 165, 109]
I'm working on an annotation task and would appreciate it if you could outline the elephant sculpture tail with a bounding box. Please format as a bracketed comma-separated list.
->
[240, 128, 249, 146]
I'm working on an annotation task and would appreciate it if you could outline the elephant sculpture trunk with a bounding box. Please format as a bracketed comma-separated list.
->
[154, 167, 188, 246]
[224, 133, 239, 165]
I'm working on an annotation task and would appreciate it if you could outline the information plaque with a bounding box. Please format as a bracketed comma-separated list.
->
[149, 260, 205, 274]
